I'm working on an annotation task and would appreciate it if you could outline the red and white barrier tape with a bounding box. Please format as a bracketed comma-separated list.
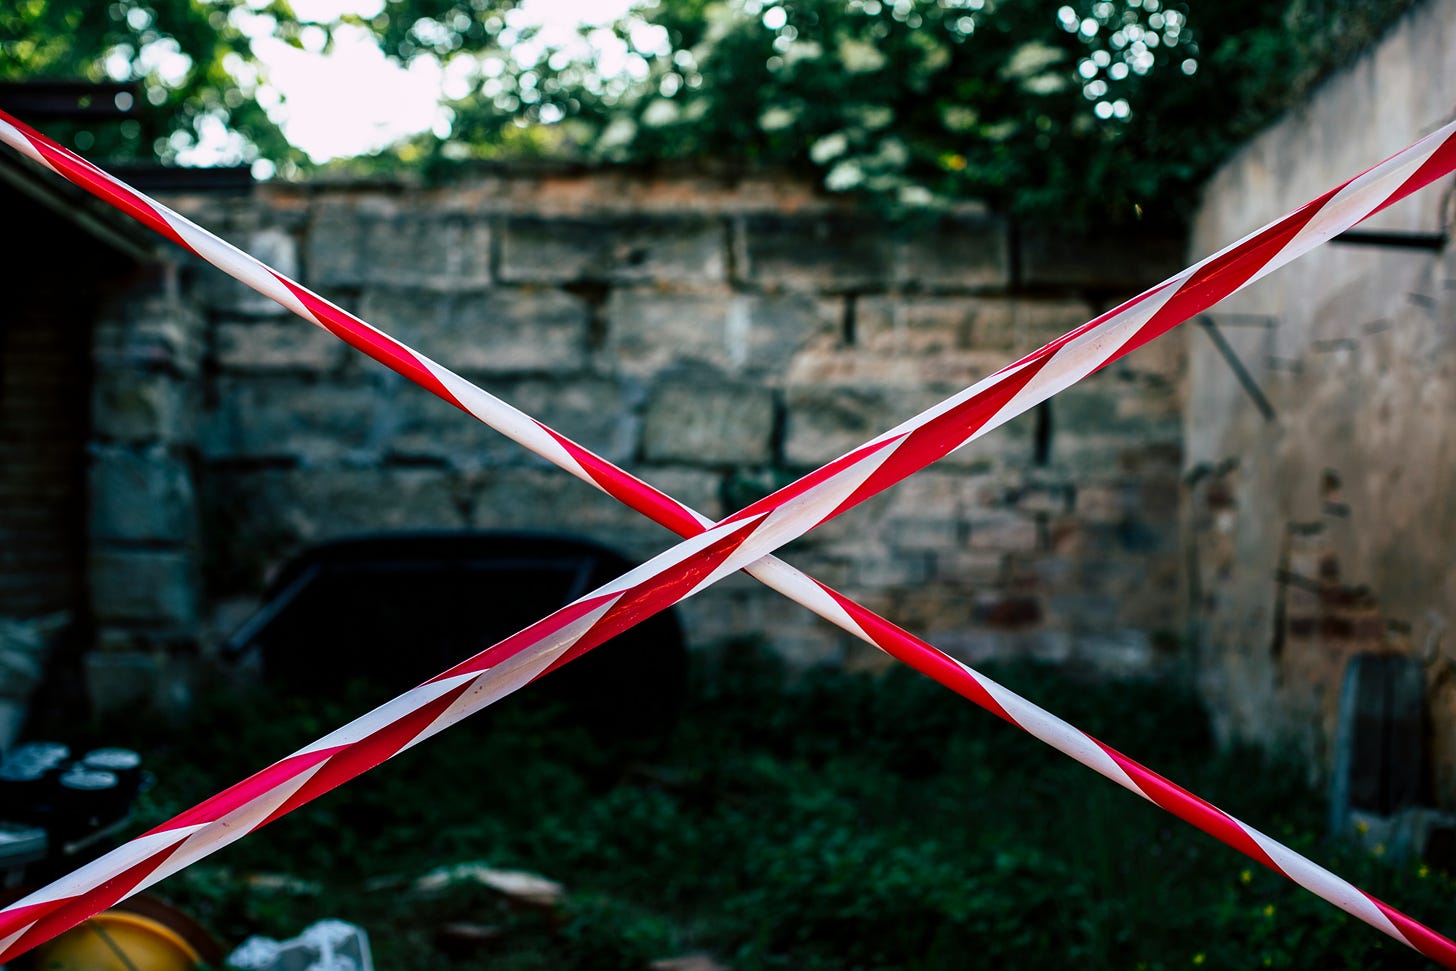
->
[1, 108, 1454, 964]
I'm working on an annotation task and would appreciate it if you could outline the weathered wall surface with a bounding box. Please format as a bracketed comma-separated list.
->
[0, 195, 121, 621]
[1184, 0, 1456, 796]
[88, 165, 1186, 688]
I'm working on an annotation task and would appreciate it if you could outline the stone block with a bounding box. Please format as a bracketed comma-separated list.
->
[94, 296, 204, 375]
[90, 550, 198, 628]
[896, 212, 1010, 291]
[851, 552, 934, 589]
[308, 205, 492, 290]
[932, 627, 1074, 666]
[1046, 592, 1122, 629]
[787, 488, 895, 556]
[967, 297, 1097, 353]
[193, 227, 300, 315]
[1009, 480, 1076, 515]
[83, 651, 159, 715]
[1074, 483, 1135, 522]
[499, 215, 726, 284]
[1077, 554, 1155, 598]
[381, 386, 503, 471]
[875, 469, 975, 551]
[90, 448, 194, 543]
[1116, 322, 1185, 381]
[1047, 435, 1177, 479]
[870, 293, 1074, 355]
[204, 468, 471, 567]
[362, 288, 589, 374]
[885, 466, 986, 509]
[966, 510, 1039, 552]
[713, 465, 786, 512]
[1046, 382, 1182, 475]
[973, 592, 1044, 629]
[606, 291, 834, 378]
[1026, 553, 1077, 589]
[881, 516, 960, 553]
[607, 291, 732, 377]
[468, 465, 591, 528]
[84, 647, 202, 716]
[746, 294, 842, 374]
[467, 467, 666, 562]
[677, 579, 846, 667]
[784, 552, 855, 590]
[657, 595, 730, 657]
[641, 382, 775, 465]
[783, 339, 1023, 400]
[369, 213, 493, 290]
[91, 372, 192, 443]
[638, 466, 727, 523]
[912, 349, 1035, 391]
[199, 377, 385, 464]
[390, 376, 637, 469]
[933, 548, 1007, 586]
[782, 385, 1034, 471]
[216, 319, 348, 371]
[741, 214, 897, 291]
[854, 296, 979, 354]
[308, 467, 466, 537]
[1042, 517, 1084, 555]
[1019, 226, 1185, 292]
[782, 386, 936, 469]
[172, 193, 308, 241]
[307, 201, 368, 287]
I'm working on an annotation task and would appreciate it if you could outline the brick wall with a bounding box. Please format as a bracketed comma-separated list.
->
[0, 194, 129, 621]
[94, 166, 1186, 680]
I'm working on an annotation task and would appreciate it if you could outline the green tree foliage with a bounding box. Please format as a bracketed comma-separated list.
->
[369, 0, 1419, 228]
[3, 0, 1421, 224]
[0, 0, 315, 169]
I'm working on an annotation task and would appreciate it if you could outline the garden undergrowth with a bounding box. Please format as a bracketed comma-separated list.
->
[75, 645, 1456, 970]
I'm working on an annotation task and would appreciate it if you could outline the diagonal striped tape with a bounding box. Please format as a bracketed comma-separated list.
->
[1, 108, 1453, 965]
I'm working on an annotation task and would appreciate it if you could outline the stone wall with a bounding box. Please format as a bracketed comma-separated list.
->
[88, 164, 1186, 686]
[1184, 0, 1456, 797]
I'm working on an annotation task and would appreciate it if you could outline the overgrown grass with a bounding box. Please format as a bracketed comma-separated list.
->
[72, 646, 1456, 970]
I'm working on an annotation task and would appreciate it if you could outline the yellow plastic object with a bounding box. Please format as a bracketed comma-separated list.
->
[31, 909, 202, 971]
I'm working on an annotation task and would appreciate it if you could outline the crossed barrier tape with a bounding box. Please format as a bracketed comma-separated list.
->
[1, 107, 1455, 965]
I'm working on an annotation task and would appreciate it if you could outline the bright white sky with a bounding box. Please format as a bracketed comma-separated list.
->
[246, 0, 636, 164]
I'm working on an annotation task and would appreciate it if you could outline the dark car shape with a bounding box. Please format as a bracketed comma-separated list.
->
[223, 531, 687, 737]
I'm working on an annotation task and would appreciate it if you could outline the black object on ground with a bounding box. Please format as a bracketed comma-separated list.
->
[223, 531, 688, 738]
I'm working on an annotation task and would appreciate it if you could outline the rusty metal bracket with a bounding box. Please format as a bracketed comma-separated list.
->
[1331, 229, 1447, 251]
[1196, 315, 1277, 422]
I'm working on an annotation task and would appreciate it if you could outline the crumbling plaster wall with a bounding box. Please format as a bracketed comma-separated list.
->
[1184, 0, 1456, 797]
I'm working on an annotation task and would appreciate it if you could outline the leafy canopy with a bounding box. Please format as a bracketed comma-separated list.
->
[360, 0, 1420, 227]
[3, 0, 1420, 226]
[0, 0, 316, 171]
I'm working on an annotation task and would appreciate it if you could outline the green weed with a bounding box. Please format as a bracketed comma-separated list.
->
[73, 648, 1456, 970]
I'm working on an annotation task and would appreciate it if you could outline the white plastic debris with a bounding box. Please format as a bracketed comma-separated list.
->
[412, 862, 565, 908]
[225, 936, 282, 969]
[225, 918, 373, 971]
